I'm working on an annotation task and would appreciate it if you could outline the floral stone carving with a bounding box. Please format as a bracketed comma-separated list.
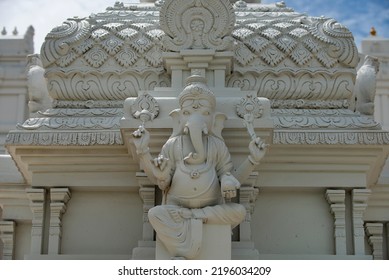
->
[131, 76, 268, 259]
[160, 0, 235, 51]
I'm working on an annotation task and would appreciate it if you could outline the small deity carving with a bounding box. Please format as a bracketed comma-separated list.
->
[27, 54, 52, 115]
[355, 55, 379, 116]
[132, 75, 267, 259]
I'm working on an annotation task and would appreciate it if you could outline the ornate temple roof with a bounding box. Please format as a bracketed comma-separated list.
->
[7, 0, 389, 148]
[40, 0, 358, 103]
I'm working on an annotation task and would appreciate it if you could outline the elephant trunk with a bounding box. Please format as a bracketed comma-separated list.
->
[184, 117, 208, 165]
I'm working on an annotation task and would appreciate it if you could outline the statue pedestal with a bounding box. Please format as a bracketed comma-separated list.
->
[156, 224, 231, 260]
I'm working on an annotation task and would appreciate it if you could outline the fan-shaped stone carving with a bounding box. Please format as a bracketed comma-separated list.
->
[160, 0, 235, 51]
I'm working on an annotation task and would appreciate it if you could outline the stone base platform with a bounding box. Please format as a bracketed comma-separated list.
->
[156, 224, 231, 260]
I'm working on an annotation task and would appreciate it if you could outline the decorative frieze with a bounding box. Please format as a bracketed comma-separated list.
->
[325, 189, 346, 255]
[273, 131, 389, 145]
[6, 131, 123, 146]
[48, 188, 71, 254]
[0, 221, 16, 260]
[365, 222, 384, 260]
[227, 71, 356, 103]
[351, 189, 371, 255]
[26, 188, 46, 254]
[272, 109, 381, 130]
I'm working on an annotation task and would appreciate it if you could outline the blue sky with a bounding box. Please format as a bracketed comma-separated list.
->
[263, 0, 389, 49]
[1, 0, 388, 53]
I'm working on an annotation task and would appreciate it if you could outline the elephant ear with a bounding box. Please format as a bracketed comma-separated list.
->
[212, 112, 226, 140]
[169, 109, 181, 138]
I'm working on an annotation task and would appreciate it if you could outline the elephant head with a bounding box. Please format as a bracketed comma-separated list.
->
[170, 76, 226, 165]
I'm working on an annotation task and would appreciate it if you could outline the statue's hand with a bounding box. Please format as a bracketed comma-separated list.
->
[221, 173, 240, 199]
[153, 154, 172, 190]
[248, 137, 268, 165]
[132, 125, 150, 155]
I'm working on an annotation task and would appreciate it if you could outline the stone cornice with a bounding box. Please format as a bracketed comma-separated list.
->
[6, 129, 389, 147]
[273, 130, 389, 145]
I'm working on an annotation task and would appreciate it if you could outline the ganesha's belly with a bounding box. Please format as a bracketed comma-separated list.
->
[167, 167, 221, 208]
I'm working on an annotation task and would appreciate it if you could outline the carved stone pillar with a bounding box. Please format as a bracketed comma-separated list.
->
[139, 188, 155, 241]
[26, 188, 46, 254]
[132, 172, 157, 259]
[325, 189, 346, 255]
[48, 188, 71, 254]
[352, 189, 371, 255]
[239, 185, 259, 242]
[365, 223, 384, 260]
[0, 221, 16, 260]
[232, 173, 259, 259]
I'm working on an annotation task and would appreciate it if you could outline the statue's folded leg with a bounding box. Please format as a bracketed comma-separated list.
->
[148, 205, 203, 259]
[202, 203, 246, 229]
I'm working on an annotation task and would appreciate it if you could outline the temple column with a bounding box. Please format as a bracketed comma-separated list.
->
[325, 189, 347, 255]
[132, 172, 157, 259]
[26, 188, 46, 254]
[232, 173, 260, 259]
[239, 185, 259, 241]
[0, 221, 16, 260]
[365, 223, 384, 260]
[48, 188, 71, 254]
[351, 189, 371, 255]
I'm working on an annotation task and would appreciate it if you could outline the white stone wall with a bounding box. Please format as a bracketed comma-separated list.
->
[0, 27, 33, 153]
[361, 37, 389, 259]
[61, 191, 143, 257]
[361, 37, 389, 131]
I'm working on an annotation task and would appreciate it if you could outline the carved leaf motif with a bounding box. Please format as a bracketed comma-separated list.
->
[275, 36, 297, 54]
[57, 50, 77, 67]
[289, 28, 309, 38]
[244, 36, 270, 53]
[260, 47, 285, 66]
[101, 37, 123, 55]
[146, 29, 165, 40]
[234, 43, 256, 66]
[260, 28, 281, 39]
[290, 45, 312, 66]
[302, 37, 321, 53]
[316, 50, 337, 68]
[132, 23, 154, 30]
[130, 36, 153, 54]
[73, 38, 94, 55]
[246, 22, 267, 31]
[232, 28, 255, 40]
[144, 47, 163, 67]
[91, 28, 110, 41]
[83, 46, 108, 67]
[117, 28, 138, 40]
[114, 47, 138, 67]
[103, 22, 124, 31]
[274, 22, 294, 30]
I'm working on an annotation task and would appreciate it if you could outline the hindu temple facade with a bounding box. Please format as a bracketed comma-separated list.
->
[1, 0, 389, 260]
